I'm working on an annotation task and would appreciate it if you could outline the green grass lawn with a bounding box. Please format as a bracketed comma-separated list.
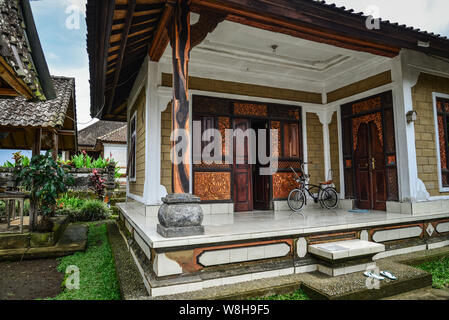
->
[49, 222, 121, 300]
[417, 256, 449, 289]
[252, 289, 310, 300]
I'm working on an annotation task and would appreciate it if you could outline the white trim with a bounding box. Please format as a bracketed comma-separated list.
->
[432, 92, 449, 193]
[127, 192, 145, 203]
[128, 111, 137, 182]
[337, 107, 345, 199]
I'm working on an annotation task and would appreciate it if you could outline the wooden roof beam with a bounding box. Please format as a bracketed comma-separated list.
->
[106, 0, 137, 116]
[0, 57, 34, 99]
[149, 2, 174, 61]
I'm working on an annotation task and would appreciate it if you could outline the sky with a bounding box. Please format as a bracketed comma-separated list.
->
[1, 0, 449, 165]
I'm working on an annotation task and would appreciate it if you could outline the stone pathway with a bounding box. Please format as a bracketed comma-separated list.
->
[106, 221, 149, 299]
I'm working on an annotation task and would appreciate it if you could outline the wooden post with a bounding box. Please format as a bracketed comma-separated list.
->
[170, 0, 191, 194]
[30, 128, 41, 231]
[52, 131, 59, 160]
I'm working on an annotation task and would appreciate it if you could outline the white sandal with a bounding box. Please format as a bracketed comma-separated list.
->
[380, 271, 397, 280]
[363, 271, 385, 280]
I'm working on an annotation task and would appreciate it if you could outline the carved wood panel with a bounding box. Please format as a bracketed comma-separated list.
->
[194, 172, 231, 201]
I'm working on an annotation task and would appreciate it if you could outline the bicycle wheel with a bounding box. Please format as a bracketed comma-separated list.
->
[320, 187, 339, 210]
[288, 189, 306, 212]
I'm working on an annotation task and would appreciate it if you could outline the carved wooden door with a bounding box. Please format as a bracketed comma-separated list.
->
[354, 121, 387, 211]
[233, 118, 253, 212]
[253, 120, 270, 210]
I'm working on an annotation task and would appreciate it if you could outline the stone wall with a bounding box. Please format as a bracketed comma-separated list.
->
[129, 87, 146, 197]
[0, 167, 115, 192]
[329, 112, 340, 192]
[306, 113, 325, 186]
[161, 104, 172, 194]
[412, 73, 449, 196]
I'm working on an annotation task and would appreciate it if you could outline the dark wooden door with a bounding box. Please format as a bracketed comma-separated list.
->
[233, 118, 253, 212]
[253, 121, 270, 210]
[354, 121, 387, 211]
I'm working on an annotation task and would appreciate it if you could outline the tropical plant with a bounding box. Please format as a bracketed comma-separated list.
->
[2, 151, 30, 167]
[71, 153, 86, 168]
[15, 151, 74, 230]
[89, 169, 106, 199]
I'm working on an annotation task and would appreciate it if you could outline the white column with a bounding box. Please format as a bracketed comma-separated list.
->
[302, 108, 309, 175]
[318, 110, 334, 181]
[336, 106, 345, 198]
[391, 54, 421, 202]
[143, 61, 168, 205]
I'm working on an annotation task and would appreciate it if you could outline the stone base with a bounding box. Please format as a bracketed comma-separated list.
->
[157, 224, 204, 238]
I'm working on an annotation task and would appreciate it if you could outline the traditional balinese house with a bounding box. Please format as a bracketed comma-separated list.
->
[87, 0, 449, 296]
[0, 76, 78, 158]
[78, 120, 127, 158]
[0, 0, 55, 100]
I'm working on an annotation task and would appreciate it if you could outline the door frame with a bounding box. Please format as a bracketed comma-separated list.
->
[341, 91, 399, 210]
[191, 95, 304, 211]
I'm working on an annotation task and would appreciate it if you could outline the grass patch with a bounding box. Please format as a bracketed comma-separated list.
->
[252, 289, 310, 300]
[49, 222, 121, 300]
[417, 256, 449, 289]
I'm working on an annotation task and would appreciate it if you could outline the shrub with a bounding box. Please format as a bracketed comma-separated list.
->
[57, 194, 86, 210]
[71, 199, 111, 222]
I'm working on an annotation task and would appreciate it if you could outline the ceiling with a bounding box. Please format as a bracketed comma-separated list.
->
[160, 18, 391, 93]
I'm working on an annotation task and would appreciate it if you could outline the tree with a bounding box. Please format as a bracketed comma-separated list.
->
[15, 151, 74, 231]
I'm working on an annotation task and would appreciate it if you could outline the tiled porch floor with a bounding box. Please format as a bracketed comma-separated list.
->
[117, 202, 449, 249]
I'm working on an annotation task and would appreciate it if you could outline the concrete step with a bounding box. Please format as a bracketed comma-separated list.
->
[308, 239, 385, 277]
[300, 259, 432, 300]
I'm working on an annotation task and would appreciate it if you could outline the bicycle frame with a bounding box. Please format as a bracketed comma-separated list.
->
[290, 166, 327, 204]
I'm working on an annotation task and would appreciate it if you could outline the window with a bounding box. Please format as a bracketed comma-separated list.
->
[434, 94, 449, 190]
[283, 122, 300, 158]
[128, 112, 137, 182]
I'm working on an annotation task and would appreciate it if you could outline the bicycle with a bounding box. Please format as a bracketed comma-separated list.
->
[287, 163, 339, 213]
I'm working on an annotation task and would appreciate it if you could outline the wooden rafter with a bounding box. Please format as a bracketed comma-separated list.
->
[149, 2, 174, 61]
[106, 0, 137, 116]
[0, 57, 34, 99]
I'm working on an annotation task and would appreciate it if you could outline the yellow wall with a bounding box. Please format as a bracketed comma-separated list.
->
[161, 103, 172, 194]
[413, 73, 449, 196]
[306, 113, 325, 186]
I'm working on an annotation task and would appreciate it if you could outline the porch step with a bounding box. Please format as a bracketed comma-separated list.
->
[308, 240, 385, 277]
[309, 240, 385, 261]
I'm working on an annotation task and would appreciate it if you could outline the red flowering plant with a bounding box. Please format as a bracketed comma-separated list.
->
[89, 169, 106, 199]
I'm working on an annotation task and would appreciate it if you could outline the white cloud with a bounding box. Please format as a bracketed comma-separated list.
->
[325, 0, 449, 36]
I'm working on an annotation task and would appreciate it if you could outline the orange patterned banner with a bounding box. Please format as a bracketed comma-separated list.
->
[194, 172, 231, 201]
[352, 97, 381, 114]
[234, 102, 268, 117]
[273, 172, 298, 199]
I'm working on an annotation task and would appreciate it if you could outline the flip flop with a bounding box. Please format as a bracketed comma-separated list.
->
[363, 271, 385, 281]
[380, 271, 397, 280]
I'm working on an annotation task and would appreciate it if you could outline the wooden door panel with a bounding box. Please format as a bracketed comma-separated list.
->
[355, 123, 372, 209]
[354, 119, 387, 211]
[369, 122, 387, 211]
[233, 119, 253, 212]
